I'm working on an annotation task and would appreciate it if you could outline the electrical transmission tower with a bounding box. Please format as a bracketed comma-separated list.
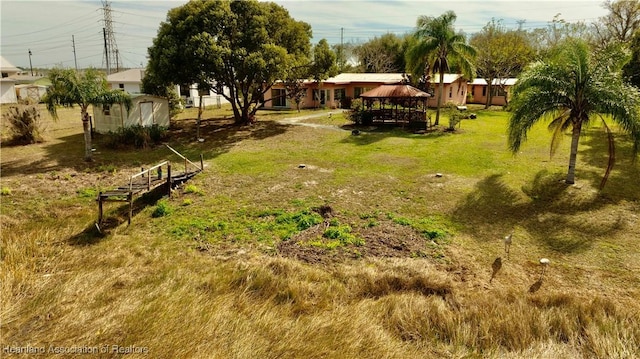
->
[101, 0, 120, 74]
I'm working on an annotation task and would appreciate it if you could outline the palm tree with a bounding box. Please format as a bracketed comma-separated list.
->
[43, 68, 131, 161]
[508, 40, 640, 188]
[406, 11, 476, 126]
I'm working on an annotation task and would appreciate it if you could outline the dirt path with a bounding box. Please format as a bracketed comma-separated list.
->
[275, 110, 347, 131]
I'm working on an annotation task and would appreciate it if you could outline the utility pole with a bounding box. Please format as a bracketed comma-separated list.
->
[101, 0, 120, 74]
[72, 35, 78, 71]
[340, 27, 344, 71]
[28, 49, 33, 76]
[103, 28, 110, 74]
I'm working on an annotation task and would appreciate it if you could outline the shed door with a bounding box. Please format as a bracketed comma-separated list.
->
[140, 102, 154, 126]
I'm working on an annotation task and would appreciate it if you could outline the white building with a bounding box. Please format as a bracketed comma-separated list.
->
[106, 68, 230, 108]
[0, 56, 20, 104]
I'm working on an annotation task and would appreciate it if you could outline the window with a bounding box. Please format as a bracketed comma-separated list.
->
[449, 87, 452, 98]
[119, 83, 125, 90]
[493, 86, 507, 97]
[103, 104, 110, 115]
[334, 88, 345, 101]
[482, 87, 487, 96]
[354, 87, 364, 98]
[271, 88, 287, 107]
[313, 89, 329, 105]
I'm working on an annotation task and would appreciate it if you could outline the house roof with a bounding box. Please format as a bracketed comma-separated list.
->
[325, 73, 405, 84]
[430, 73, 464, 84]
[470, 78, 518, 86]
[107, 68, 145, 83]
[0, 56, 21, 74]
[360, 84, 431, 98]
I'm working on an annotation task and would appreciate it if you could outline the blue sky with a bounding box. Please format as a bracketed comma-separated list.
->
[1, 0, 608, 70]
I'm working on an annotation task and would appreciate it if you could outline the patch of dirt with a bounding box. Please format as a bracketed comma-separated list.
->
[277, 221, 442, 265]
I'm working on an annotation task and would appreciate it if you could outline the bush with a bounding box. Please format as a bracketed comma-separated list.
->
[103, 125, 167, 149]
[2, 104, 44, 145]
[152, 200, 172, 218]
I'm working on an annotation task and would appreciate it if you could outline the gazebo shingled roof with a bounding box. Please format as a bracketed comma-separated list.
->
[359, 84, 431, 99]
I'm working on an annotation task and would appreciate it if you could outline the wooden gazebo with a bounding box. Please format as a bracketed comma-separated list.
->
[359, 84, 431, 128]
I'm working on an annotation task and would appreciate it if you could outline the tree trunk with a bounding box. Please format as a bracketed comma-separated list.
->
[485, 81, 493, 109]
[565, 120, 583, 184]
[196, 94, 203, 140]
[435, 72, 444, 126]
[82, 109, 93, 162]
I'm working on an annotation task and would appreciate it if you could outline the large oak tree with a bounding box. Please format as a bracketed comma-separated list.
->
[146, 0, 312, 125]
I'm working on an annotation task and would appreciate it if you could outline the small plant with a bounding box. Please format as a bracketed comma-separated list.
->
[77, 188, 97, 198]
[3, 104, 45, 145]
[323, 222, 364, 246]
[182, 199, 193, 206]
[1, 187, 12, 196]
[152, 199, 173, 218]
[184, 184, 204, 195]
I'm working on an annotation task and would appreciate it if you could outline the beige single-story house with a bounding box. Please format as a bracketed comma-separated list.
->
[468, 78, 517, 106]
[428, 74, 468, 108]
[93, 94, 170, 133]
[263, 73, 469, 110]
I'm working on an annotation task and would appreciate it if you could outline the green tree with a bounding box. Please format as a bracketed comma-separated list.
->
[284, 63, 312, 112]
[470, 19, 534, 108]
[406, 11, 476, 126]
[310, 39, 338, 108]
[146, 0, 311, 125]
[355, 33, 409, 73]
[623, 29, 640, 87]
[43, 68, 131, 161]
[508, 39, 640, 188]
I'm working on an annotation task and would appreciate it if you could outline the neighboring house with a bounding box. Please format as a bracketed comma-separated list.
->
[107, 68, 146, 93]
[0, 56, 21, 104]
[265, 73, 406, 110]
[93, 94, 170, 133]
[263, 72, 469, 110]
[106, 68, 230, 108]
[468, 78, 517, 106]
[428, 74, 468, 108]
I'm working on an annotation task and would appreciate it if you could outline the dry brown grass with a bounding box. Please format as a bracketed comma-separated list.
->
[1, 104, 639, 358]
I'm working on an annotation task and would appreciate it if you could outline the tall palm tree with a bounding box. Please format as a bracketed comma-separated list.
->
[406, 11, 476, 126]
[509, 40, 640, 188]
[43, 68, 131, 162]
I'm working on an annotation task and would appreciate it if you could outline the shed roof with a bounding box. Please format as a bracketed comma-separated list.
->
[360, 84, 431, 98]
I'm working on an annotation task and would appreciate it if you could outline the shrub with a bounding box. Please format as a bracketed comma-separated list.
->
[152, 200, 172, 218]
[2, 104, 44, 145]
[1, 187, 11, 196]
[103, 125, 167, 149]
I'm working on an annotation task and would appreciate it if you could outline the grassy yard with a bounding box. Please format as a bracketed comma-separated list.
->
[1, 103, 639, 358]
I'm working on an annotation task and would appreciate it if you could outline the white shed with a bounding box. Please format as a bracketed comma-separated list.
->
[0, 78, 17, 104]
[93, 94, 170, 134]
